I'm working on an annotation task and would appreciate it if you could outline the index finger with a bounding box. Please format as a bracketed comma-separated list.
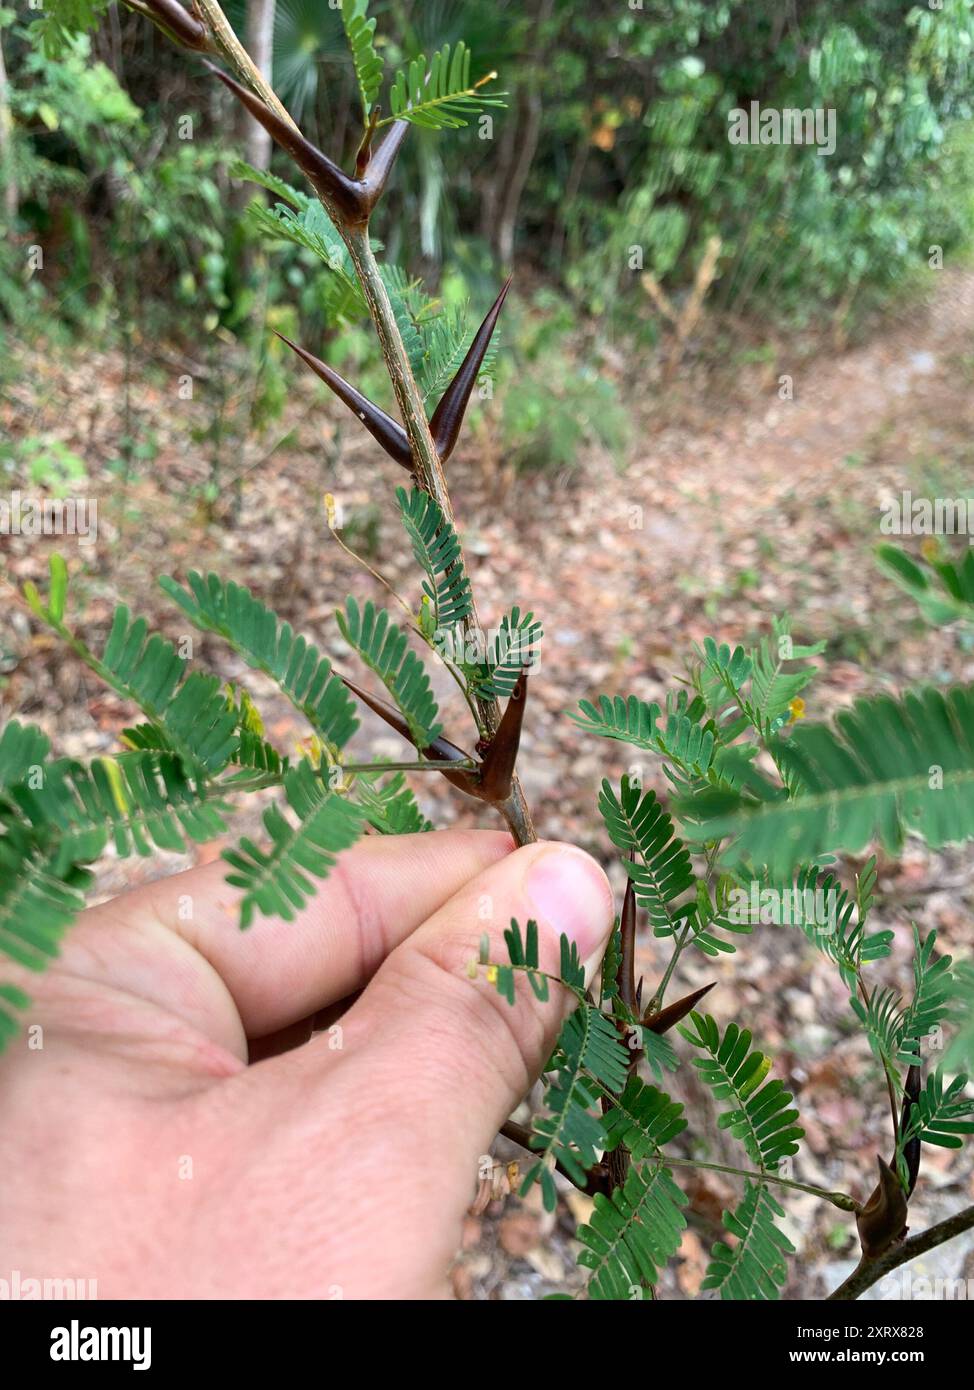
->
[156, 828, 515, 1036]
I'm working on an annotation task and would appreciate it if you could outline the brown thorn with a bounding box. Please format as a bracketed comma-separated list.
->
[126, 0, 211, 50]
[477, 670, 529, 803]
[337, 673, 480, 794]
[274, 331, 412, 470]
[643, 980, 717, 1035]
[204, 63, 408, 226]
[856, 1155, 909, 1259]
[354, 105, 382, 178]
[203, 62, 365, 224]
[618, 854, 638, 1015]
[358, 120, 410, 215]
[430, 276, 512, 464]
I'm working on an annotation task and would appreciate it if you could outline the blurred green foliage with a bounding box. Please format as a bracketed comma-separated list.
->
[2, 0, 973, 470]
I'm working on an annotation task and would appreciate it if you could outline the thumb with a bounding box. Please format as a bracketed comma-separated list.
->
[332, 841, 614, 1173]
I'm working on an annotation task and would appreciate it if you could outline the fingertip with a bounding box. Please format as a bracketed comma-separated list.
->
[521, 841, 614, 963]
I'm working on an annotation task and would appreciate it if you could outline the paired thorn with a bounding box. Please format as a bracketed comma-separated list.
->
[338, 670, 529, 807]
[900, 1063, 922, 1199]
[618, 857, 638, 1014]
[204, 63, 408, 227]
[274, 332, 412, 470]
[857, 1155, 909, 1259]
[856, 1063, 922, 1259]
[477, 671, 529, 803]
[643, 980, 716, 1036]
[277, 279, 512, 471]
[338, 674, 476, 792]
[125, 0, 211, 51]
[430, 276, 512, 464]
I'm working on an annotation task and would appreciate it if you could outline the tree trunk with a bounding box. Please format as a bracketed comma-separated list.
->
[243, 0, 275, 171]
[0, 32, 18, 228]
[493, 0, 554, 267]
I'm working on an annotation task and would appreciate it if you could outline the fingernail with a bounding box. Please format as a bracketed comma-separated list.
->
[527, 847, 613, 962]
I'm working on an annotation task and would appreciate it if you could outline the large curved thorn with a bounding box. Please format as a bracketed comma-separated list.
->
[204, 63, 365, 223]
[477, 670, 528, 803]
[856, 1155, 909, 1258]
[275, 332, 412, 470]
[125, 0, 211, 50]
[338, 674, 479, 794]
[430, 276, 512, 464]
[204, 64, 408, 226]
[643, 981, 716, 1035]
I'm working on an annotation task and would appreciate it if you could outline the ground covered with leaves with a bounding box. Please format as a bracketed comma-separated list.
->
[3, 268, 973, 1299]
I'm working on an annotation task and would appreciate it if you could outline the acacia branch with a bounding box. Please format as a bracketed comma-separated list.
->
[139, 0, 536, 846]
[827, 1204, 974, 1300]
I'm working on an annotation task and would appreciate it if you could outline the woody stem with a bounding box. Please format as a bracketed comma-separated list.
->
[188, 1, 536, 846]
[340, 226, 536, 846]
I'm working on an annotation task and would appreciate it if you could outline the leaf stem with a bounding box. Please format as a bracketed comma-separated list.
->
[661, 1156, 858, 1212]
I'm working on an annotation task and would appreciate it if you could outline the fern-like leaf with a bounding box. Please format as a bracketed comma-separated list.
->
[602, 1076, 688, 1160]
[0, 722, 50, 791]
[901, 1067, 974, 1149]
[7, 752, 228, 869]
[682, 684, 974, 876]
[571, 692, 717, 780]
[222, 761, 364, 929]
[0, 825, 90, 973]
[702, 1180, 794, 1300]
[229, 159, 307, 209]
[388, 42, 505, 131]
[27, 572, 238, 777]
[337, 597, 442, 746]
[599, 776, 695, 937]
[734, 857, 892, 986]
[341, 0, 383, 116]
[854, 927, 956, 1069]
[160, 572, 359, 753]
[900, 926, 955, 1062]
[748, 619, 824, 728]
[98, 604, 186, 714]
[680, 1012, 804, 1168]
[396, 486, 473, 631]
[518, 1003, 629, 1211]
[469, 606, 543, 699]
[417, 301, 499, 401]
[577, 1163, 688, 1300]
[354, 772, 432, 835]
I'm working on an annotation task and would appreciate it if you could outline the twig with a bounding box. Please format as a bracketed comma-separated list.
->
[500, 1120, 610, 1198]
[187, 1, 536, 847]
[827, 1204, 974, 1300]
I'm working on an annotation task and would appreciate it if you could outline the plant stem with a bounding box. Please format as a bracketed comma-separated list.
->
[646, 918, 693, 1015]
[827, 1204, 974, 1300]
[856, 969, 900, 1141]
[661, 1156, 859, 1212]
[187, 3, 536, 846]
[196, 0, 294, 125]
[341, 758, 478, 774]
[339, 225, 536, 846]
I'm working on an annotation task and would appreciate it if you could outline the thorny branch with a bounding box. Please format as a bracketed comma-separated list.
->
[130, 0, 536, 846]
[827, 1204, 974, 1300]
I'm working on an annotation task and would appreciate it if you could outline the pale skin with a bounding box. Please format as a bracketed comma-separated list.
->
[0, 832, 613, 1299]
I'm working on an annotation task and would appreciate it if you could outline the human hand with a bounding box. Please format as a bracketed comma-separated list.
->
[0, 831, 613, 1298]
